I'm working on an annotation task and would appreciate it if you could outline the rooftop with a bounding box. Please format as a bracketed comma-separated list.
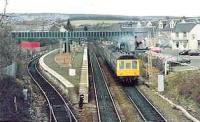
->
[174, 22, 196, 32]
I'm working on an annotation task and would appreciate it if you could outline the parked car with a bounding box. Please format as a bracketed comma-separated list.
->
[159, 43, 172, 49]
[177, 58, 191, 64]
[179, 50, 191, 55]
[188, 50, 200, 56]
[168, 57, 191, 66]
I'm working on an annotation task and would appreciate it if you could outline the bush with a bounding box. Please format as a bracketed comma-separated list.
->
[196, 95, 200, 105]
[166, 70, 200, 105]
[178, 83, 193, 98]
[191, 89, 200, 104]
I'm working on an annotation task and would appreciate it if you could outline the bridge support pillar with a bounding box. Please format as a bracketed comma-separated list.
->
[59, 40, 63, 53]
[63, 39, 70, 53]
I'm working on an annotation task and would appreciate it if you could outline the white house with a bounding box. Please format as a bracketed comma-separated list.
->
[60, 26, 67, 32]
[169, 19, 176, 29]
[146, 21, 152, 27]
[171, 22, 200, 50]
[158, 20, 164, 29]
[137, 21, 142, 28]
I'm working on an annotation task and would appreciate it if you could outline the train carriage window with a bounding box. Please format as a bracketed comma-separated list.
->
[126, 62, 131, 69]
[132, 61, 137, 69]
[119, 61, 124, 69]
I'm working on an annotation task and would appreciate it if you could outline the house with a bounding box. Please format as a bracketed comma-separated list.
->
[60, 26, 67, 32]
[137, 21, 142, 28]
[158, 20, 164, 29]
[155, 19, 177, 48]
[49, 24, 60, 31]
[120, 21, 137, 28]
[146, 21, 152, 27]
[171, 22, 200, 50]
[164, 19, 176, 30]
[49, 24, 67, 32]
[170, 19, 175, 28]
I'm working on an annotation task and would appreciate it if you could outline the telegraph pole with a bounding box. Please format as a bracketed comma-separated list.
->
[147, 51, 152, 78]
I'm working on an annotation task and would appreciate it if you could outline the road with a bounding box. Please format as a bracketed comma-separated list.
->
[161, 48, 200, 68]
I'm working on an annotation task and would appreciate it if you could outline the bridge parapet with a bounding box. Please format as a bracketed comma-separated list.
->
[11, 31, 134, 39]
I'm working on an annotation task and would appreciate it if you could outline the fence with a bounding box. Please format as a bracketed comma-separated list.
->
[138, 51, 196, 75]
[0, 63, 16, 77]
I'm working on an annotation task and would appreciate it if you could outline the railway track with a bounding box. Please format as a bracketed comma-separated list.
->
[27, 58, 77, 122]
[89, 51, 121, 122]
[124, 86, 167, 122]
[91, 42, 167, 122]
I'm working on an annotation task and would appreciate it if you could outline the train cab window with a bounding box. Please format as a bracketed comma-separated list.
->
[126, 62, 131, 69]
[132, 61, 137, 69]
[119, 61, 124, 69]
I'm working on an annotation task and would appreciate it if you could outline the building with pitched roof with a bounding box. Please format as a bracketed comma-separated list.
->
[171, 22, 200, 50]
[155, 19, 177, 48]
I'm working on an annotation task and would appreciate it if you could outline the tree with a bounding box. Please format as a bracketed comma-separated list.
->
[0, 0, 8, 27]
[182, 16, 186, 20]
[64, 19, 73, 31]
[0, 26, 18, 79]
[83, 26, 88, 31]
[0, 0, 19, 79]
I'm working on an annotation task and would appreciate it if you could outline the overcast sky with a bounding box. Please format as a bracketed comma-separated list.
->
[1, 0, 200, 16]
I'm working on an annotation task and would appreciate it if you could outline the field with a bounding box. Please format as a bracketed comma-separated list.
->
[65, 20, 126, 26]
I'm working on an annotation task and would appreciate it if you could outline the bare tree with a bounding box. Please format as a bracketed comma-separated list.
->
[0, 0, 19, 78]
[0, 0, 8, 26]
[0, 27, 15, 65]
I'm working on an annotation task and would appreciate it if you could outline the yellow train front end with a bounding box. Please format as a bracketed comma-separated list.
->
[116, 59, 140, 84]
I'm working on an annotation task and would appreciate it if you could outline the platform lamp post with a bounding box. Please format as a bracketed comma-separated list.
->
[65, 31, 68, 53]
[65, 31, 72, 68]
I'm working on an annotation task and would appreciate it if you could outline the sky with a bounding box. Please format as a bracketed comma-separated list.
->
[1, 0, 200, 16]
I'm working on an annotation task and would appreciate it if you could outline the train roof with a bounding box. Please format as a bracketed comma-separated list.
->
[104, 45, 136, 59]
[118, 55, 136, 59]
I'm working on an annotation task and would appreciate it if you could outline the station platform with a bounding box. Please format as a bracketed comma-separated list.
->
[39, 44, 88, 103]
[79, 48, 89, 103]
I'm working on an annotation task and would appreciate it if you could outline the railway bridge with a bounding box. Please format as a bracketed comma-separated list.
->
[11, 30, 147, 52]
[11, 31, 135, 39]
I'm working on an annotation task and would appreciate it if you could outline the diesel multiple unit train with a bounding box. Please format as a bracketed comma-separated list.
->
[100, 44, 140, 84]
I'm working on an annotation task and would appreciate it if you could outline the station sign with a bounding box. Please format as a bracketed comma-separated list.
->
[158, 74, 164, 92]
[69, 69, 76, 76]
